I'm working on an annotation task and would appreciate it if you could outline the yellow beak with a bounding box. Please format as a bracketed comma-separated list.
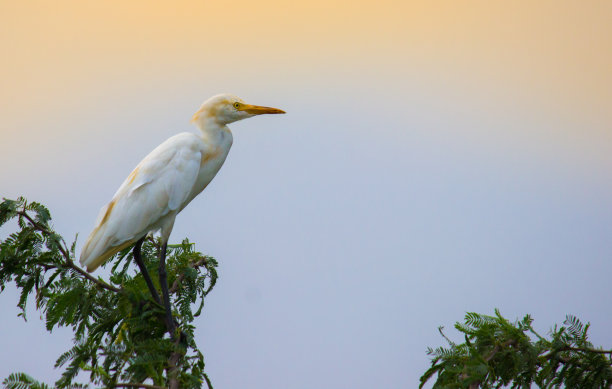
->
[239, 104, 286, 115]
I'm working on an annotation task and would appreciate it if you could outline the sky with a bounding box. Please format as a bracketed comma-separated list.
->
[1, 0, 611, 387]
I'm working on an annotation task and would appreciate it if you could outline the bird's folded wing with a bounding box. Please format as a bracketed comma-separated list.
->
[80, 139, 202, 270]
[113, 146, 202, 238]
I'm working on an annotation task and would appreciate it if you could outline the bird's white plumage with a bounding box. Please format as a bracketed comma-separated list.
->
[80, 94, 283, 272]
[80, 133, 228, 271]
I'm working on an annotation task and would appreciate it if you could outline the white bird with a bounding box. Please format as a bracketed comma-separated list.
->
[80, 94, 285, 273]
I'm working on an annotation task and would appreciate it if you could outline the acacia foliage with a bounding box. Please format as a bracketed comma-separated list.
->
[420, 309, 612, 388]
[0, 198, 218, 389]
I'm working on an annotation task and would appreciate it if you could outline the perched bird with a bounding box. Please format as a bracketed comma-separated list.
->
[80, 94, 285, 272]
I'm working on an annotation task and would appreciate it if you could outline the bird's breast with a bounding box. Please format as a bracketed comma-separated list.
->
[186, 141, 232, 205]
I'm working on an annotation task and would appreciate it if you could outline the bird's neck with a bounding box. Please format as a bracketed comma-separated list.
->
[195, 117, 232, 143]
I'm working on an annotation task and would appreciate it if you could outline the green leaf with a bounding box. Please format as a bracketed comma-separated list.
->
[1, 198, 220, 388]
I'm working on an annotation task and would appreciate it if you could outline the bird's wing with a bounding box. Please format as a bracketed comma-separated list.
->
[80, 134, 203, 272]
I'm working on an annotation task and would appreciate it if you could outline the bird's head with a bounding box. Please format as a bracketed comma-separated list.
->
[191, 93, 285, 127]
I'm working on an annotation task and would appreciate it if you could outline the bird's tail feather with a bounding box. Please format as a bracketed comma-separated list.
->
[80, 213, 134, 272]
[82, 240, 134, 272]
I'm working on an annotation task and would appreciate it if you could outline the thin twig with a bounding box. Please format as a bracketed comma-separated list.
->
[157, 242, 181, 389]
[113, 383, 166, 389]
[485, 339, 516, 362]
[203, 373, 214, 389]
[564, 346, 612, 355]
[18, 211, 71, 258]
[19, 210, 121, 293]
[463, 339, 517, 388]
[66, 257, 122, 293]
[168, 256, 209, 294]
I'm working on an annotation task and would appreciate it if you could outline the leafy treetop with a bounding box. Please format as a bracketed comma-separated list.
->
[420, 309, 612, 388]
[0, 197, 218, 389]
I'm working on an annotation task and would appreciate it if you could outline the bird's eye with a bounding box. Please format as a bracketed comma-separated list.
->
[233, 102, 241, 109]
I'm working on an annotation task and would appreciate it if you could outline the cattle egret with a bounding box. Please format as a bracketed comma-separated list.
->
[79, 94, 284, 334]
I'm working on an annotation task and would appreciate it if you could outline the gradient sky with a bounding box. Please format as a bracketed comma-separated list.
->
[1, 1, 611, 388]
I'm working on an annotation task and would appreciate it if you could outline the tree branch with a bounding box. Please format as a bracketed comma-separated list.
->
[485, 339, 517, 362]
[19, 210, 121, 293]
[113, 384, 166, 389]
[564, 346, 612, 355]
[66, 257, 122, 293]
[464, 339, 517, 388]
[168, 256, 210, 294]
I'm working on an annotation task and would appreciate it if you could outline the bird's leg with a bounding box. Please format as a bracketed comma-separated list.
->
[158, 242, 177, 339]
[135, 239, 180, 340]
[133, 237, 161, 305]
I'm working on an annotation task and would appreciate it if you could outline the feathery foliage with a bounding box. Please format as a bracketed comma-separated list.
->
[0, 197, 219, 388]
[420, 309, 612, 388]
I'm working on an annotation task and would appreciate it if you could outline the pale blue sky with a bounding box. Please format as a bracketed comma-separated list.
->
[1, 1, 612, 388]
